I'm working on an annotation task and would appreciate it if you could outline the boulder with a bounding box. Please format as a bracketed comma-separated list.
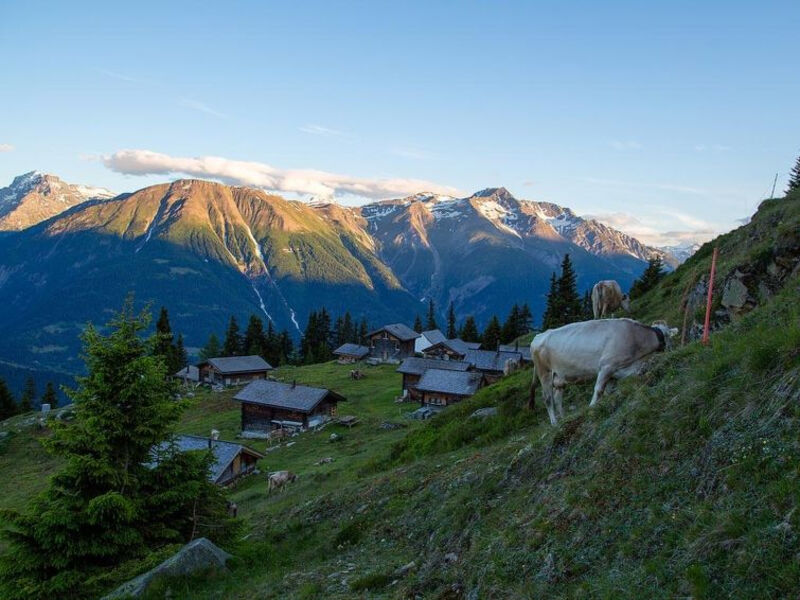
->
[102, 538, 232, 599]
[470, 407, 498, 419]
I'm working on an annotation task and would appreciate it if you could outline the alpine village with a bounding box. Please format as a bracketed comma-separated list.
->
[2, 4, 800, 599]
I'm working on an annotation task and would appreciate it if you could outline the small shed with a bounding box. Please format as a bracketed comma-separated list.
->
[234, 379, 346, 433]
[465, 349, 523, 383]
[197, 356, 273, 387]
[367, 323, 420, 363]
[333, 343, 370, 363]
[150, 435, 263, 486]
[415, 369, 485, 407]
[396, 357, 471, 401]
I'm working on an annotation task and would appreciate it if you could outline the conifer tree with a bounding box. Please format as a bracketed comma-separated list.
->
[223, 316, 243, 356]
[541, 272, 560, 330]
[18, 376, 36, 413]
[0, 378, 17, 421]
[482, 315, 502, 350]
[501, 304, 521, 343]
[426, 299, 438, 330]
[786, 153, 800, 194]
[243, 314, 267, 357]
[174, 333, 188, 370]
[581, 290, 593, 320]
[42, 382, 58, 409]
[200, 333, 222, 360]
[0, 300, 236, 599]
[413, 314, 423, 333]
[459, 316, 480, 343]
[520, 303, 533, 333]
[556, 254, 582, 324]
[630, 256, 665, 299]
[446, 302, 457, 338]
[358, 318, 369, 344]
[342, 312, 355, 344]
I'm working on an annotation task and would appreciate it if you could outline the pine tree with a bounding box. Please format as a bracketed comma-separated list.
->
[630, 256, 665, 299]
[153, 307, 180, 373]
[174, 333, 188, 370]
[501, 304, 521, 343]
[446, 302, 457, 338]
[333, 316, 345, 347]
[0, 300, 236, 599]
[0, 378, 17, 421]
[200, 333, 222, 360]
[223, 316, 243, 356]
[413, 314, 423, 333]
[42, 382, 58, 409]
[519, 303, 533, 333]
[243, 315, 267, 357]
[426, 299, 438, 330]
[786, 153, 800, 194]
[460, 316, 480, 343]
[482, 315, 502, 350]
[19, 376, 36, 413]
[557, 254, 582, 324]
[342, 312, 355, 344]
[358, 318, 369, 344]
[581, 290, 593, 320]
[541, 272, 560, 330]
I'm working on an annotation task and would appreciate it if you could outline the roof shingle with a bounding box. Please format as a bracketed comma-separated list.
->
[415, 369, 483, 396]
[203, 355, 273, 374]
[151, 435, 263, 484]
[367, 323, 420, 341]
[333, 343, 370, 358]
[234, 379, 345, 413]
[396, 357, 471, 376]
[465, 349, 522, 372]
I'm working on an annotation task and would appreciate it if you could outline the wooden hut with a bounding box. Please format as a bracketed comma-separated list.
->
[415, 369, 485, 407]
[333, 343, 370, 364]
[234, 379, 346, 433]
[197, 356, 273, 386]
[396, 357, 471, 401]
[150, 435, 263, 486]
[464, 349, 523, 383]
[366, 323, 420, 363]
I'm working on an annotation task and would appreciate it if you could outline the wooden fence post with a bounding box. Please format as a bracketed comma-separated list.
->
[701, 247, 719, 345]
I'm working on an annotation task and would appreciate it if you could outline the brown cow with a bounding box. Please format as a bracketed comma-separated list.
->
[591, 280, 630, 319]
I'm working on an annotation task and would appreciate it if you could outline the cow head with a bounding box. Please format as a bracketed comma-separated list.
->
[650, 321, 679, 350]
[621, 295, 631, 312]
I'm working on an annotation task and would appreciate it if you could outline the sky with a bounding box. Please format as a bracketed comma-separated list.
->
[1, 0, 798, 246]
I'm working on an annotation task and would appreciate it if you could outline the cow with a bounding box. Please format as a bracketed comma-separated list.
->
[267, 470, 298, 494]
[591, 280, 630, 319]
[529, 318, 674, 425]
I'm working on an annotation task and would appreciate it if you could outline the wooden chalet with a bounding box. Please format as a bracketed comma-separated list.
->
[197, 355, 273, 387]
[367, 323, 420, 363]
[150, 435, 263, 486]
[414, 329, 446, 354]
[415, 368, 485, 407]
[465, 348, 523, 383]
[234, 379, 346, 433]
[421, 338, 470, 361]
[396, 357, 471, 401]
[333, 343, 370, 364]
[499, 343, 532, 363]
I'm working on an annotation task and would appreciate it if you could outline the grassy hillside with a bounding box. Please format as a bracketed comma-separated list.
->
[1, 194, 798, 598]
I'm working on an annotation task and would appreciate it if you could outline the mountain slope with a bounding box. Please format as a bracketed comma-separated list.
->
[0, 171, 114, 231]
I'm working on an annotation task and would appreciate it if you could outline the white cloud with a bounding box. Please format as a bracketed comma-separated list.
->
[0, 143, 14, 153]
[609, 140, 642, 151]
[178, 98, 228, 119]
[101, 149, 462, 201]
[299, 124, 345, 137]
[584, 210, 720, 247]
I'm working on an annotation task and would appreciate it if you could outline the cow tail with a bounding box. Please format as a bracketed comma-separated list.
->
[528, 361, 537, 410]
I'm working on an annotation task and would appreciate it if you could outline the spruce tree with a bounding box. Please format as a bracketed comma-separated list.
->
[358, 318, 369, 344]
[501, 304, 521, 343]
[42, 382, 58, 409]
[519, 303, 533, 333]
[426, 299, 438, 330]
[460, 316, 480, 343]
[243, 315, 267, 357]
[786, 153, 800, 194]
[223, 316, 243, 356]
[556, 254, 582, 324]
[200, 333, 222, 360]
[18, 376, 36, 413]
[0, 378, 17, 421]
[581, 290, 593, 320]
[342, 312, 355, 344]
[0, 300, 236, 599]
[541, 272, 560, 330]
[175, 333, 188, 370]
[413, 314, 423, 333]
[446, 302, 457, 338]
[482, 315, 502, 350]
[630, 256, 665, 299]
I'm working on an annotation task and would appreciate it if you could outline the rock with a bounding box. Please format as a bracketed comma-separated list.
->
[102, 538, 232, 599]
[444, 552, 459, 563]
[329, 433, 341, 442]
[721, 276, 750, 309]
[379, 421, 406, 430]
[393, 560, 416, 577]
[470, 407, 498, 419]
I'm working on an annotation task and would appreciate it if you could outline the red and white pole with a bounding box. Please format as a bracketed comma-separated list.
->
[702, 246, 719, 345]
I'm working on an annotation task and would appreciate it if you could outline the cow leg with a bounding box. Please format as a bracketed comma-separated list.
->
[542, 370, 558, 425]
[553, 378, 565, 420]
[589, 366, 614, 406]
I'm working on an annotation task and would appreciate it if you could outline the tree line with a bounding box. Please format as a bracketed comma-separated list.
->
[0, 376, 59, 421]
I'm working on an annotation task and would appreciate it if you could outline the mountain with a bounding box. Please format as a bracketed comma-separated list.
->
[0, 171, 115, 231]
[0, 177, 665, 389]
[658, 242, 701, 264]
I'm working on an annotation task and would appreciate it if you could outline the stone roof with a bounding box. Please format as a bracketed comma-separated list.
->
[150, 435, 263, 484]
[234, 379, 345, 413]
[174, 365, 200, 381]
[396, 356, 471, 376]
[421, 329, 447, 346]
[465, 349, 522, 372]
[367, 323, 420, 341]
[499, 343, 532, 361]
[415, 369, 483, 397]
[201, 355, 273, 374]
[333, 343, 370, 358]
[453, 338, 482, 350]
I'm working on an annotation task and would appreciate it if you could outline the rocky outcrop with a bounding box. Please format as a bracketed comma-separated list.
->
[102, 538, 232, 599]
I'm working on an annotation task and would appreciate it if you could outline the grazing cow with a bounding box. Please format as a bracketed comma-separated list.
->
[503, 358, 521, 376]
[267, 470, 297, 494]
[591, 280, 631, 319]
[529, 318, 674, 425]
